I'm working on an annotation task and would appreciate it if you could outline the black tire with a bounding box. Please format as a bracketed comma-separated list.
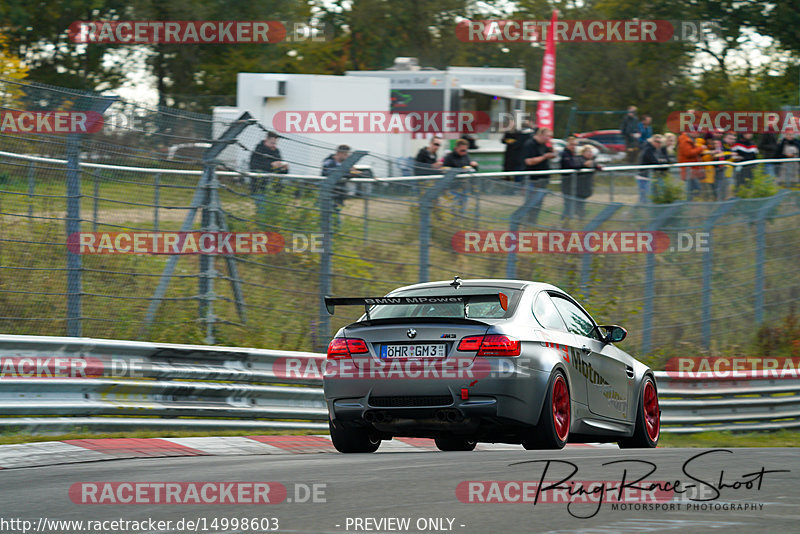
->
[329, 421, 381, 453]
[522, 371, 571, 450]
[619, 376, 660, 449]
[434, 435, 477, 452]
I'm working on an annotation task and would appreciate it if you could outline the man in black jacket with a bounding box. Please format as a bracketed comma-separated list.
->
[249, 131, 288, 194]
[637, 134, 668, 203]
[413, 137, 444, 175]
[443, 139, 479, 213]
[521, 127, 556, 224]
[620, 105, 640, 163]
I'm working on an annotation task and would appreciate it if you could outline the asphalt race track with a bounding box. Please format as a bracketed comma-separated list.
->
[0, 446, 797, 533]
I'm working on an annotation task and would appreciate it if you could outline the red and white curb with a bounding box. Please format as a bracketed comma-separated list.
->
[0, 436, 615, 470]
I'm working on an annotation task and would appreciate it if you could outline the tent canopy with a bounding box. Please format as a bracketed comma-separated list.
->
[461, 84, 570, 102]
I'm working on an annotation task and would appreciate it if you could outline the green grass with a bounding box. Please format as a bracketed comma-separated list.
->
[0, 167, 797, 357]
[658, 429, 800, 448]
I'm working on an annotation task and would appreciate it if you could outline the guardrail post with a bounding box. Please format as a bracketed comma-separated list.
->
[578, 203, 622, 296]
[505, 188, 547, 279]
[318, 151, 367, 350]
[419, 169, 460, 283]
[701, 200, 736, 349]
[754, 191, 788, 324]
[641, 203, 682, 355]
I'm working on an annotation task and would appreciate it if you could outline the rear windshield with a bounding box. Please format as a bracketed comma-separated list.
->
[365, 286, 521, 320]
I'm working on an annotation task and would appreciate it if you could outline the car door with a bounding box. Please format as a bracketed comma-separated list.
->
[549, 293, 633, 421]
[531, 291, 587, 407]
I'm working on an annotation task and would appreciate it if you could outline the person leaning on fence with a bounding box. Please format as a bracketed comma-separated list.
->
[663, 132, 678, 164]
[322, 144, 357, 211]
[678, 128, 705, 200]
[620, 105, 640, 163]
[773, 132, 800, 187]
[732, 132, 758, 188]
[249, 131, 288, 195]
[501, 119, 530, 179]
[758, 132, 778, 177]
[443, 139, 479, 212]
[413, 136, 444, 176]
[561, 137, 600, 221]
[559, 136, 581, 220]
[711, 132, 739, 201]
[521, 127, 556, 224]
[636, 134, 668, 204]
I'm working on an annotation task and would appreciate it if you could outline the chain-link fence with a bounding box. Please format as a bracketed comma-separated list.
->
[1, 78, 798, 357]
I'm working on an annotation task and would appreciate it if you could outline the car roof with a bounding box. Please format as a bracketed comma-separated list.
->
[577, 129, 622, 135]
[388, 279, 564, 294]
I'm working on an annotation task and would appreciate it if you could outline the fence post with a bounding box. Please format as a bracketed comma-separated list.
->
[154, 172, 160, 232]
[27, 161, 35, 221]
[318, 151, 367, 351]
[418, 169, 460, 283]
[141, 112, 253, 341]
[363, 190, 369, 241]
[92, 171, 99, 232]
[608, 171, 614, 202]
[754, 191, 788, 324]
[578, 203, 622, 295]
[700, 201, 736, 349]
[505, 188, 548, 279]
[640, 203, 682, 355]
[66, 134, 82, 337]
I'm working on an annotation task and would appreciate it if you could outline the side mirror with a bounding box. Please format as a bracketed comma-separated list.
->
[599, 325, 627, 343]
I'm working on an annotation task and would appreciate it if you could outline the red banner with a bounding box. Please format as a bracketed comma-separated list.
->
[535, 10, 558, 131]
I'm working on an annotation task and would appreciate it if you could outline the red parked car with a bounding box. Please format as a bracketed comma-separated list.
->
[575, 130, 626, 153]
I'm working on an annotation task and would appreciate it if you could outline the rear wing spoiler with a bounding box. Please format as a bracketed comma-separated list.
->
[324, 293, 508, 319]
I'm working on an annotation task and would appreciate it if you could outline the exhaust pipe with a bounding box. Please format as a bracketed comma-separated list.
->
[365, 411, 393, 423]
[446, 410, 463, 422]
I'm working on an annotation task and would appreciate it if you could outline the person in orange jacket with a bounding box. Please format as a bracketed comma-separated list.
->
[677, 129, 705, 200]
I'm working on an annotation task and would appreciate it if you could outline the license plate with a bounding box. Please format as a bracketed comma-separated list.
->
[381, 344, 446, 359]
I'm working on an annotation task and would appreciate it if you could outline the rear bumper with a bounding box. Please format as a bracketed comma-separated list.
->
[324, 361, 552, 431]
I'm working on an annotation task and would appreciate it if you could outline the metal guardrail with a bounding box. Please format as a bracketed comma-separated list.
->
[0, 334, 328, 432]
[654, 370, 800, 433]
[2, 335, 796, 435]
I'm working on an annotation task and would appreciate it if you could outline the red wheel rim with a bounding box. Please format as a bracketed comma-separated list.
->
[552, 375, 570, 442]
[643, 380, 660, 442]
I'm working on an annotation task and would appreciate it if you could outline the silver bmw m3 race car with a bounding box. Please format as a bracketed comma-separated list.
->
[323, 278, 660, 453]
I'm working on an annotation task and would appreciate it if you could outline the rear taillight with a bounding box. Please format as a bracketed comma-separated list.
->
[326, 338, 369, 359]
[457, 334, 520, 357]
[457, 335, 484, 352]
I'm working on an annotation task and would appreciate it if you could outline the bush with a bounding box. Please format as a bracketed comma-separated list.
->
[651, 173, 685, 204]
[736, 168, 780, 198]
